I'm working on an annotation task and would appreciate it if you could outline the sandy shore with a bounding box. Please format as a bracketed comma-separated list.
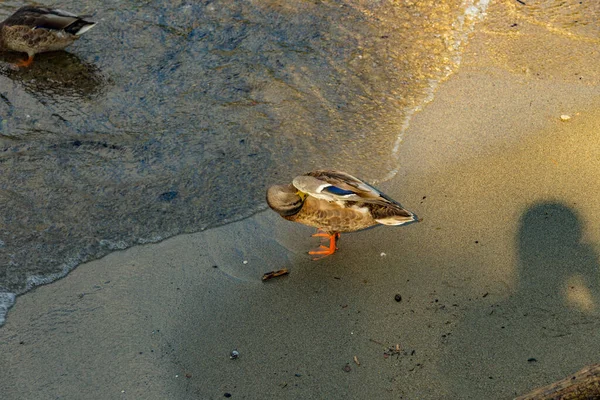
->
[2, 2, 600, 399]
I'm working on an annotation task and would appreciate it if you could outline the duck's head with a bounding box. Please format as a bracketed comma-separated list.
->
[266, 184, 307, 217]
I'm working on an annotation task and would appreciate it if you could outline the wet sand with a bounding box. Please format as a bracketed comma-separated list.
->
[2, 2, 600, 399]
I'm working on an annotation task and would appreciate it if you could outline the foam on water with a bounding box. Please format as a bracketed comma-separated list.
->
[0, 292, 15, 326]
[384, 0, 490, 182]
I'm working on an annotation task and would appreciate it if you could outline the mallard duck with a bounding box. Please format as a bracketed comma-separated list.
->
[0, 6, 96, 67]
[267, 170, 418, 260]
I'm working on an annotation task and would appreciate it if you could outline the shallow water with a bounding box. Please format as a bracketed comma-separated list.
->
[0, 0, 492, 323]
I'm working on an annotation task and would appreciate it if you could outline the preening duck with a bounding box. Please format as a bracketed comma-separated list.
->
[267, 170, 418, 260]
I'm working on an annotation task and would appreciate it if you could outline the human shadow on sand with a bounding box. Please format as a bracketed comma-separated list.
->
[440, 201, 600, 399]
[518, 202, 600, 312]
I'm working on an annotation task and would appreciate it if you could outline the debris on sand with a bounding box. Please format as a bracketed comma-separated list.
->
[262, 269, 289, 281]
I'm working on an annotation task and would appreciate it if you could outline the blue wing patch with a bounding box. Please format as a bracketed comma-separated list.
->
[323, 186, 355, 196]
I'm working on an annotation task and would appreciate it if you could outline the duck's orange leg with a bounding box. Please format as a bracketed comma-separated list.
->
[14, 54, 34, 68]
[308, 231, 341, 260]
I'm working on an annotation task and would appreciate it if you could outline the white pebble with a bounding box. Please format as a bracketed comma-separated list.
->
[380, 252, 387, 257]
[560, 114, 571, 121]
[243, 260, 248, 264]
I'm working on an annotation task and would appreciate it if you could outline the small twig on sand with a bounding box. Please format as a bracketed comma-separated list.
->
[262, 269, 289, 281]
[369, 338, 385, 346]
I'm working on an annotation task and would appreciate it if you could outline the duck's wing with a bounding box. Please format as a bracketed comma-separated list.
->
[3, 7, 94, 35]
[294, 170, 417, 226]
[293, 170, 398, 205]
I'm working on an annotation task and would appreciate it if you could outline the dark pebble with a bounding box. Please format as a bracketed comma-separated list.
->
[224, 394, 232, 398]
[527, 358, 537, 363]
[394, 294, 402, 302]
[343, 364, 351, 372]
[158, 191, 178, 202]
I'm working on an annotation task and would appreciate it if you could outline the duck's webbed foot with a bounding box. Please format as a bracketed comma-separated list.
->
[14, 54, 34, 68]
[308, 231, 340, 260]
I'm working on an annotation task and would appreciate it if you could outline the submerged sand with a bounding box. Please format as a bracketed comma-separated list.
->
[2, 2, 600, 399]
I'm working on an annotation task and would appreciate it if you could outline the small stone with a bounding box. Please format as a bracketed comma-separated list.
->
[224, 393, 232, 398]
[527, 358, 537, 363]
[380, 252, 387, 257]
[343, 364, 352, 372]
[242, 260, 248, 264]
[230, 349, 240, 359]
[560, 114, 571, 121]
[394, 294, 402, 302]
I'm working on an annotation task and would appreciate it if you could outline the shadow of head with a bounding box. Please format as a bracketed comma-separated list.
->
[517, 201, 599, 310]
[519, 202, 581, 249]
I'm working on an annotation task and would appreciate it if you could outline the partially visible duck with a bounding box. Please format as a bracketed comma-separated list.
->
[0, 6, 96, 67]
[267, 170, 418, 260]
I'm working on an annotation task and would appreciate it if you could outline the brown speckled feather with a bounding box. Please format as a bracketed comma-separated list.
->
[285, 196, 378, 234]
[0, 6, 95, 60]
[0, 25, 75, 54]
